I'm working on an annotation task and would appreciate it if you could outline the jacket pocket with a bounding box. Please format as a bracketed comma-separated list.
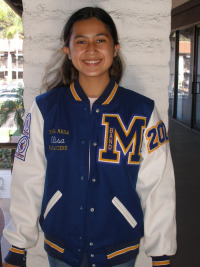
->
[44, 190, 62, 219]
[112, 197, 137, 228]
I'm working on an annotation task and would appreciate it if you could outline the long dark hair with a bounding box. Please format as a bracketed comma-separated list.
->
[44, 7, 123, 91]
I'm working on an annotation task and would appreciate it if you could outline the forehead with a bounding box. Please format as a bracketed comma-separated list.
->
[70, 17, 111, 38]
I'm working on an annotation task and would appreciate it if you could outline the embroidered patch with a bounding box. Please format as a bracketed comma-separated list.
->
[15, 136, 29, 161]
[23, 113, 31, 138]
[145, 120, 169, 154]
[48, 129, 70, 151]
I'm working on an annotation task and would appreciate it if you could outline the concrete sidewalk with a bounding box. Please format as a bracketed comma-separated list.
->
[169, 118, 200, 267]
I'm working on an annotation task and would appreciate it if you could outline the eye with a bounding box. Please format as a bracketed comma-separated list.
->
[96, 39, 106, 43]
[76, 40, 86, 44]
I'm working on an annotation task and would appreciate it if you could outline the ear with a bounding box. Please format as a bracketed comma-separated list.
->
[63, 46, 71, 60]
[114, 43, 120, 57]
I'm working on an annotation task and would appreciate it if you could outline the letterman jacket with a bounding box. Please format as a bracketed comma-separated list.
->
[4, 78, 176, 267]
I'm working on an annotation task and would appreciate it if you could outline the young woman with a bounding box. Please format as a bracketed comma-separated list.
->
[3, 7, 176, 267]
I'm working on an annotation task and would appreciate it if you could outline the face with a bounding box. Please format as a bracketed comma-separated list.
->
[63, 17, 120, 82]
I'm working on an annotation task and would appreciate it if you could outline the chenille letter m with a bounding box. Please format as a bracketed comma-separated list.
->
[98, 114, 146, 165]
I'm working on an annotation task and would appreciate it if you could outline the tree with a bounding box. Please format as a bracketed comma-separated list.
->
[0, 0, 24, 136]
[0, 87, 24, 134]
[0, 0, 23, 39]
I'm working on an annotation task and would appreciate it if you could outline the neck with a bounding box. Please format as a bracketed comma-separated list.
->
[78, 75, 110, 98]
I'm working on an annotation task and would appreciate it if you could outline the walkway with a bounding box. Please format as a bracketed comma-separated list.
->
[169, 118, 200, 267]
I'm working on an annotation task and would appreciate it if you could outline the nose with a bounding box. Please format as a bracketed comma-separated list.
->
[86, 42, 97, 54]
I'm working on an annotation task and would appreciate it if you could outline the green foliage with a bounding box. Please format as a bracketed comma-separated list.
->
[12, 128, 21, 136]
[0, 0, 23, 39]
[0, 148, 11, 169]
[0, 87, 25, 133]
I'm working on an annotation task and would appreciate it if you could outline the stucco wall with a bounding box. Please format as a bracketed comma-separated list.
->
[22, 0, 172, 266]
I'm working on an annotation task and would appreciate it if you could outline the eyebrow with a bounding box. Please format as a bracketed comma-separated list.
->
[74, 33, 110, 39]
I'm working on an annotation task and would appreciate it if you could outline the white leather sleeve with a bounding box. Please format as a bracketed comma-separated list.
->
[3, 101, 46, 249]
[136, 106, 177, 256]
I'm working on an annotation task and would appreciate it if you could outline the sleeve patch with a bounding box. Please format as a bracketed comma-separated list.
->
[15, 113, 31, 161]
[15, 136, 29, 161]
[145, 120, 169, 154]
[22, 113, 31, 138]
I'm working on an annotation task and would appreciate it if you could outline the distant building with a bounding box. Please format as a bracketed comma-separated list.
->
[0, 38, 23, 83]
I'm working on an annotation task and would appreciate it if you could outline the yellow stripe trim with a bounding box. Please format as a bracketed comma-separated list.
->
[70, 82, 82, 101]
[10, 247, 25, 254]
[103, 82, 118, 105]
[107, 244, 140, 259]
[153, 260, 170, 266]
[44, 238, 64, 253]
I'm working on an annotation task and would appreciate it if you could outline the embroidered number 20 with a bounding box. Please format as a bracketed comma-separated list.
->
[146, 120, 169, 153]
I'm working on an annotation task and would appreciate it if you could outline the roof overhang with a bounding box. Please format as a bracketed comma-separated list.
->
[3, 0, 23, 18]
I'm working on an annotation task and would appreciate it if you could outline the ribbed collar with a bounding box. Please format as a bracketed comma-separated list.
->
[68, 77, 120, 105]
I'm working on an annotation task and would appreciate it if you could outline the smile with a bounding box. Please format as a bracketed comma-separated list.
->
[84, 60, 101, 64]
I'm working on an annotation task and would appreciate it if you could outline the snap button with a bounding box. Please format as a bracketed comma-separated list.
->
[96, 109, 100, 113]
[90, 254, 95, 258]
[93, 142, 97, 146]
[89, 242, 94, 246]
[92, 178, 96, 182]
[90, 208, 94, 212]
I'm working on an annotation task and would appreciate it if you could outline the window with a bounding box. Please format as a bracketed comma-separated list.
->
[168, 26, 200, 130]
[176, 27, 193, 126]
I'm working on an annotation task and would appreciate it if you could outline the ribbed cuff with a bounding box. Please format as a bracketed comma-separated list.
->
[152, 255, 170, 266]
[5, 246, 26, 266]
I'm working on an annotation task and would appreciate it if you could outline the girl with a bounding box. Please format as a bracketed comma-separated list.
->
[3, 7, 176, 267]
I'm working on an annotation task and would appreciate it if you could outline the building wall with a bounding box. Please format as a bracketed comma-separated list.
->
[22, 0, 172, 266]
[172, 0, 189, 9]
